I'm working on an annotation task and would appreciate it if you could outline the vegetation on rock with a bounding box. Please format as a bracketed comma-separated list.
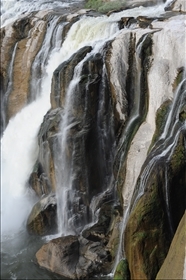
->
[114, 259, 130, 280]
[124, 169, 171, 279]
[148, 100, 172, 153]
[85, 0, 126, 13]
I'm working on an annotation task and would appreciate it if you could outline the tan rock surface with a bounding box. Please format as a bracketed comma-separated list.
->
[7, 19, 47, 120]
[156, 211, 186, 280]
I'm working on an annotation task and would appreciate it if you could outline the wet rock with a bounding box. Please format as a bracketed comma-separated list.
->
[82, 199, 115, 243]
[28, 161, 52, 197]
[124, 168, 171, 280]
[3, 16, 47, 124]
[124, 129, 186, 279]
[36, 235, 79, 279]
[168, 132, 186, 231]
[114, 259, 130, 280]
[27, 193, 57, 236]
[36, 234, 112, 279]
[29, 108, 63, 196]
[136, 16, 155, 28]
[118, 17, 137, 29]
[77, 236, 112, 278]
[164, 0, 186, 12]
[156, 211, 186, 279]
[51, 46, 92, 109]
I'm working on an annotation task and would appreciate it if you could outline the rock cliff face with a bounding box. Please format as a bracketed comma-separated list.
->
[1, 0, 186, 279]
[156, 211, 186, 280]
[0, 11, 48, 132]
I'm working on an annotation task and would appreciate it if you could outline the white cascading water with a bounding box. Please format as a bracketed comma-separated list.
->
[0, 0, 132, 239]
[53, 3, 166, 237]
[1, 42, 18, 131]
[1, 0, 167, 235]
[1, 13, 66, 238]
[1, 0, 184, 278]
[113, 70, 186, 275]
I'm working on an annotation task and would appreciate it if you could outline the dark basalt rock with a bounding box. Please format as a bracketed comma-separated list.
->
[51, 46, 92, 109]
[118, 17, 137, 29]
[29, 161, 52, 197]
[82, 200, 115, 243]
[29, 108, 63, 196]
[27, 193, 57, 236]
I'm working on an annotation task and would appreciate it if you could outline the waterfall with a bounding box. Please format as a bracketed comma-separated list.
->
[1, 42, 18, 132]
[112, 17, 186, 273]
[1, 0, 185, 279]
[1, 0, 72, 27]
[114, 75, 186, 273]
[1, 12, 66, 238]
[53, 17, 120, 235]
[30, 16, 65, 101]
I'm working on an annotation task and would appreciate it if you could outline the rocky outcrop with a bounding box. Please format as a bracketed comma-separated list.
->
[51, 46, 92, 109]
[124, 124, 186, 279]
[156, 211, 186, 279]
[124, 168, 171, 279]
[2, 2, 185, 279]
[165, 0, 186, 12]
[29, 108, 63, 196]
[0, 13, 48, 130]
[36, 235, 79, 279]
[36, 234, 112, 279]
[0, 10, 83, 134]
[27, 194, 57, 236]
[31, 9, 186, 279]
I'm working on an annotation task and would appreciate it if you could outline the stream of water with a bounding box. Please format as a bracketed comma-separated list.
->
[1, 0, 181, 279]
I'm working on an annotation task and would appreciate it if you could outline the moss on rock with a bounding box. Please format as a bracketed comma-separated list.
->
[114, 259, 130, 280]
[124, 169, 171, 280]
[85, 0, 126, 14]
[148, 99, 172, 153]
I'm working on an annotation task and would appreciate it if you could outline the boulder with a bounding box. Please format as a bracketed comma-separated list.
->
[36, 235, 79, 279]
[36, 234, 112, 279]
[76, 236, 112, 278]
[27, 193, 57, 236]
